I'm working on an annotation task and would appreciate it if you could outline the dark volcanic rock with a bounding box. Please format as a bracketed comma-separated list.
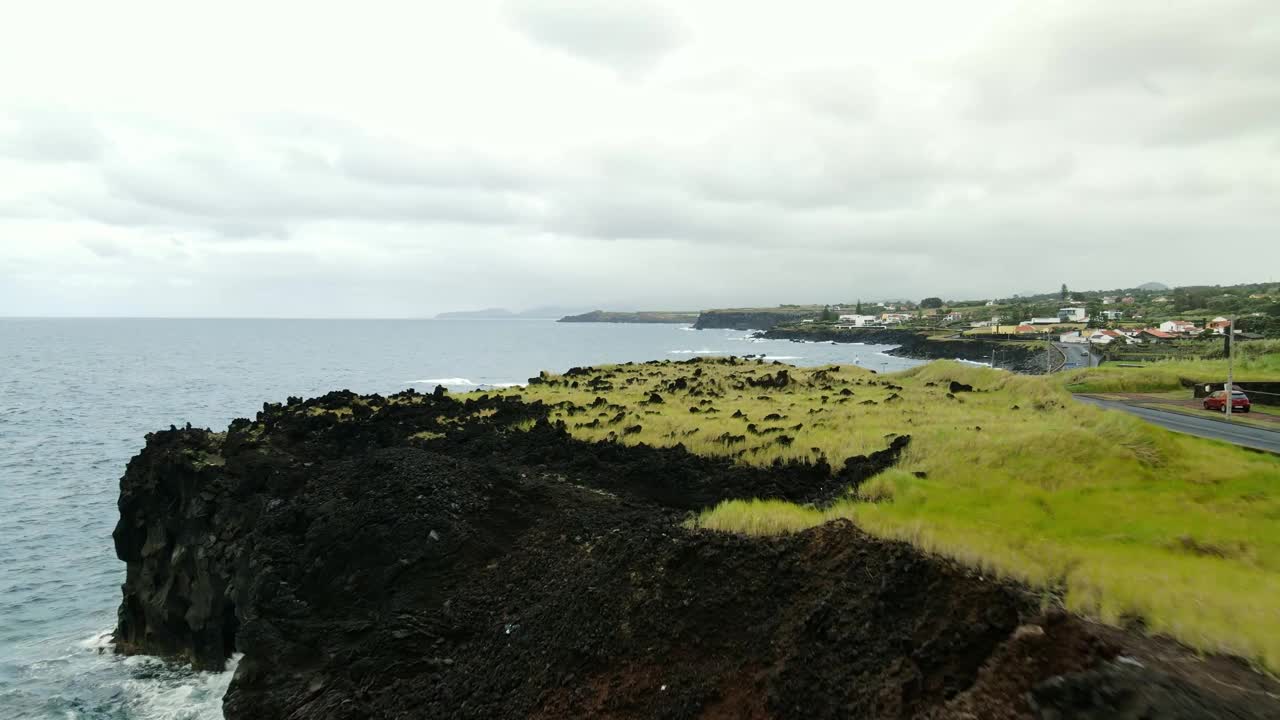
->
[757, 326, 1048, 374]
[1030, 661, 1270, 719]
[693, 309, 815, 330]
[112, 385, 1280, 719]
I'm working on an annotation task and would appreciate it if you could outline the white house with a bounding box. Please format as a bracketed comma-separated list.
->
[1088, 329, 1131, 345]
[1159, 320, 1197, 334]
[1060, 331, 1088, 344]
[1100, 310, 1125, 321]
[1029, 317, 1060, 325]
[1058, 307, 1087, 322]
[943, 312, 964, 322]
[837, 314, 878, 327]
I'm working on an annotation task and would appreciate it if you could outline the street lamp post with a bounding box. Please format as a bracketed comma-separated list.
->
[1225, 317, 1234, 423]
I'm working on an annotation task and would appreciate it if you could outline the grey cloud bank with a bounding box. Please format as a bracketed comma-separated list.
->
[0, 0, 1277, 317]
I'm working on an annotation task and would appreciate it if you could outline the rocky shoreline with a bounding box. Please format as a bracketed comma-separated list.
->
[113, 377, 1280, 718]
[758, 326, 1050, 374]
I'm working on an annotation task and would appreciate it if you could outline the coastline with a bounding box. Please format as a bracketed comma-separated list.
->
[755, 325, 1048, 373]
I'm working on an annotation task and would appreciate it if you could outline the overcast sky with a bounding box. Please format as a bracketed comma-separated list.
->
[1, 0, 1277, 317]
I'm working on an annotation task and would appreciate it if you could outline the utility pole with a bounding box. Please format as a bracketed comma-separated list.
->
[1225, 317, 1234, 423]
[1046, 336, 1052, 374]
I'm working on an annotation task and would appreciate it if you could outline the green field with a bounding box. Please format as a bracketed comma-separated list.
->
[1063, 340, 1280, 392]
[497, 358, 1280, 671]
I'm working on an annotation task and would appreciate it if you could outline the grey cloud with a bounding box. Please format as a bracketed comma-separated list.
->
[62, 144, 542, 238]
[592, 134, 1075, 215]
[1003, 0, 1278, 94]
[780, 68, 879, 121]
[1, 110, 107, 163]
[964, 1, 1280, 145]
[504, 0, 685, 73]
[79, 239, 132, 259]
[337, 138, 533, 191]
[676, 66, 878, 121]
[544, 187, 775, 243]
[1149, 91, 1280, 146]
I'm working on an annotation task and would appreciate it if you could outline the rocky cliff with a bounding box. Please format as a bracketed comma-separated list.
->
[558, 310, 700, 324]
[693, 308, 819, 330]
[113, 377, 1280, 718]
[759, 326, 1049, 373]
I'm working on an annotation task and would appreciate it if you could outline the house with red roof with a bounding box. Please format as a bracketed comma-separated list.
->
[1088, 329, 1130, 345]
[1158, 320, 1197, 335]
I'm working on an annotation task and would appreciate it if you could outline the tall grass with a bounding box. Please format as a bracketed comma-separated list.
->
[1064, 339, 1280, 393]
[498, 358, 1280, 671]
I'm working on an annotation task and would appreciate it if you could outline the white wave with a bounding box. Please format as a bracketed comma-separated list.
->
[124, 653, 242, 720]
[484, 382, 524, 388]
[80, 629, 114, 650]
[408, 377, 476, 386]
[78, 630, 240, 720]
[679, 326, 697, 331]
[762, 355, 803, 360]
[666, 349, 727, 355]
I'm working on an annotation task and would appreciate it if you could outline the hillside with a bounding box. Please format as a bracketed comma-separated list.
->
[558, 310, 700, 324]
[693, 305, 824, 330]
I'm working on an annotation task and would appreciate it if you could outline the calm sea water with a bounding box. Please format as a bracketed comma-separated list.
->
[0, 318, 922, 719]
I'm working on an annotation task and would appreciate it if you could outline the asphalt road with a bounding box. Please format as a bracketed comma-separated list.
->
[1074, 395, 1280, 453]
[1055, 343, 1099, 370]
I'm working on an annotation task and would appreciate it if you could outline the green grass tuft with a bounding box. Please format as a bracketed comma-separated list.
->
[483, 356, 1280, 671]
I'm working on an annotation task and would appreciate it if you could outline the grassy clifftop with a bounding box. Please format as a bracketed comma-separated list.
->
[495, 358, 1280, 671]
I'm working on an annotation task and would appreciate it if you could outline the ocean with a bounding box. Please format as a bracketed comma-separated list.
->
[0, 318, 921, 719]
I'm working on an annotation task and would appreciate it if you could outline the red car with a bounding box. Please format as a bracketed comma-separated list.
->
[1203, 390, 1251, 413]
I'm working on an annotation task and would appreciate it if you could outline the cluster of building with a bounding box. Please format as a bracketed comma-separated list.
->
[1060, 317, 1234, 346]
[826, 301, 1241, 348]
[833, 313, 911, 327]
